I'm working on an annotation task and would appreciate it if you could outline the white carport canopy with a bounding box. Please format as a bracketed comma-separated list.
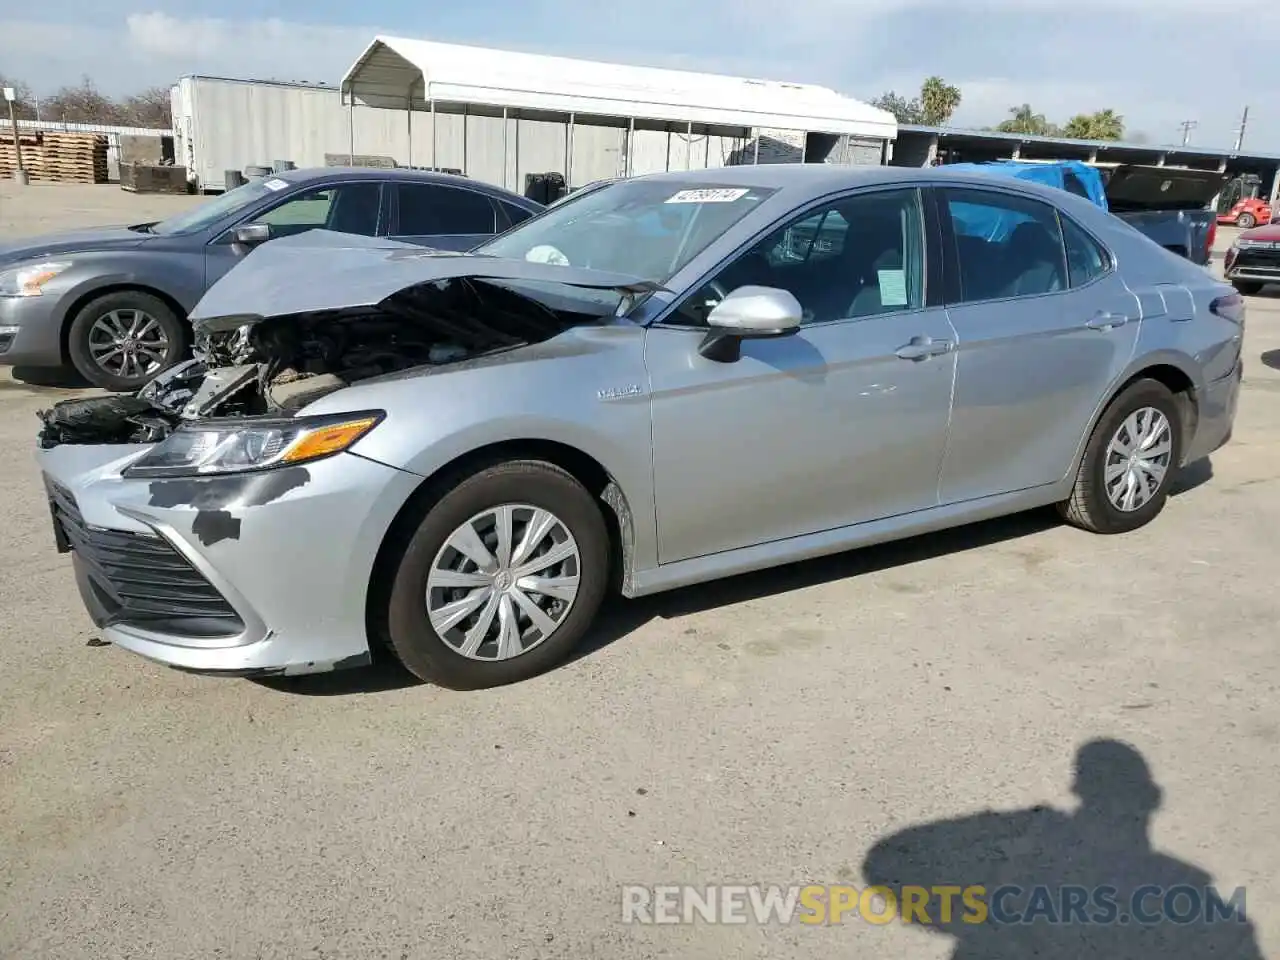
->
[338, 36, 896, 177]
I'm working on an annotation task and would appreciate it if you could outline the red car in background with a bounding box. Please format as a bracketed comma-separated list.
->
[1218, 196, 1272, 228]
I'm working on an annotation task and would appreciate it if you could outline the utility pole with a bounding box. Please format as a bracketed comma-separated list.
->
[1233, 106, 1250, 152]
[3, 86, 27, 186]
[1178, 119, 1198, 146]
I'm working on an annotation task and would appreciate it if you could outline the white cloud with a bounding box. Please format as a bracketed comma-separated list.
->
[0, 6, 1276, 152]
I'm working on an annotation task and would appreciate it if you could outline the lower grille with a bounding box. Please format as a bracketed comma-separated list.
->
[1232, 250, 1280, 274]
[47, 477, 245, 637]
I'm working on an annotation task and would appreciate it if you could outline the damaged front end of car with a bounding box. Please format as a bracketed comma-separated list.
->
[37, 234, 663, 448]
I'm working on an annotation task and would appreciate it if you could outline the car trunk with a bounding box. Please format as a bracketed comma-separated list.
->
[1102, 165, 1229, 213]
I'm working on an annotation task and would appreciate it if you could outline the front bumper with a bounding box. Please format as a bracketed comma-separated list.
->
[0, 294, 65, 366]
[1224, 247, 1280, 284]
[38, 444, 423, 676]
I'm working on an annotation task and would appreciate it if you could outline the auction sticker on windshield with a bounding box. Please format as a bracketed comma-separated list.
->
[665, 188, 751, 204]
[263, 178, 289, 191]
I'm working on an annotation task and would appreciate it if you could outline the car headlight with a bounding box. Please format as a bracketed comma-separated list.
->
[0, 261, 72, 297]
[123, 411, 383, 478]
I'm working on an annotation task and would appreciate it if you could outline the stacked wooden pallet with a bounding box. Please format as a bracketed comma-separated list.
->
[0, 131, 110, 184]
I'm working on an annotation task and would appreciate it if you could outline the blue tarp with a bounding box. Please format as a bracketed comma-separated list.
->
[940, 161, 1109, 242]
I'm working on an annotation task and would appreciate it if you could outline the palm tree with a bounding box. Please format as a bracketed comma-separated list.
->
[919, 76, 962, 126]
[997, 104, 1055, 136]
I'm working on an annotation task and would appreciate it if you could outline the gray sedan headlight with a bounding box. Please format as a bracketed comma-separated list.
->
[0, 260, 72, 297]
[123, 411, 383, 478]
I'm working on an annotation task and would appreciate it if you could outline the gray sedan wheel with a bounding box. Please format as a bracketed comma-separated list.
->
[426, 504, 583, 662]
[384, 460, 610, 689]
[1058, 378, 1184, 534]
[67, 290, 186, 392]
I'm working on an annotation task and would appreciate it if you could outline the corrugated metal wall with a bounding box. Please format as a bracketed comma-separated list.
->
[175, 77, 888, 192]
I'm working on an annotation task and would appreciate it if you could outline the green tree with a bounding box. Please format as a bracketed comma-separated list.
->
[996, 104, 1059, 137]
[920, 76, 962, 126]
[869, 91, 924, 125]
[1062, 109, 1124, 141]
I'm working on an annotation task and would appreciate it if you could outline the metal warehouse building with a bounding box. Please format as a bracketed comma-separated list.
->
[171, 37, 897, 192]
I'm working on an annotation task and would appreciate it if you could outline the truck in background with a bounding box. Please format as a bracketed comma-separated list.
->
[941, 160, 1227, 266]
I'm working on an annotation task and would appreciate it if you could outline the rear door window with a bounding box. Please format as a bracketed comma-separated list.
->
[396, 184, 498, 236]
[943, 188, 1068, 301]
[1059, 214, 1110, 287]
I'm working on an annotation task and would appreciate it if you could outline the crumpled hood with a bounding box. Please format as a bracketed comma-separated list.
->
[189, 230, 665, 334]
[0, 226, 151, 263]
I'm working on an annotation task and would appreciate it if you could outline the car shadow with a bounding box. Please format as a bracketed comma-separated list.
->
[859, 739, 1265, 958]
[1260, 349, 1280, 372]
[260, 465, 1221, 698]
[9, 365, 92, 389]
[572, 506, 1061, 663]
[1170, 456, 1213, 496]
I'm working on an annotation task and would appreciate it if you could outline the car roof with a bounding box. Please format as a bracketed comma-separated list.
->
[274, 166, 539, 206]
[623, 163, 1087, 208]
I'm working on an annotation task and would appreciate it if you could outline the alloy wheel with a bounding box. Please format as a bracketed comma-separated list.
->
[87, 308, 170, 380]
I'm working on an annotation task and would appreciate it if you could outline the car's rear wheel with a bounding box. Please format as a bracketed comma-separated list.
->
[1237, 212, 1257, 229]
[1232, 279, 1264, 296]
[384, 460, 610, 689]
[1058, 378, 1183, 534]
[67, 290, 187, 392]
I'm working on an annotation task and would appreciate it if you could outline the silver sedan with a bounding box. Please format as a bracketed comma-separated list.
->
[35, 164, 1243, 688]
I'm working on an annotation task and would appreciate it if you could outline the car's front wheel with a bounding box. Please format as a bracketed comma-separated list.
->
[1238, 212, 1257, 229]
[67, 290, 187, 392]
[1058, 378, 1184, 534]
[384, 460, 610, 689]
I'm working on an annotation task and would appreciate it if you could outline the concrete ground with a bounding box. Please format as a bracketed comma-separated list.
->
[1, 184, 1278, 959]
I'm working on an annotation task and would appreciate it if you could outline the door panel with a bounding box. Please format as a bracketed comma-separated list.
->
[645, 185, 956, 565]
[646, 314, 958, 563]
[935, 187, 1141, 503]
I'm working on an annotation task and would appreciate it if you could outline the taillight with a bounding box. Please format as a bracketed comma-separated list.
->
[1210, 291, 1245, 324]
[1206, 218, 1217, 253]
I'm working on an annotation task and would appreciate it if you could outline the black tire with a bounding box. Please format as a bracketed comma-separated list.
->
[383, 460, 610, 689]
[1237, 212, 1257, 229]
[67, 290, 187, 392]
[1058, 378, 1183, 534]
[1232, 279, 1264, 296]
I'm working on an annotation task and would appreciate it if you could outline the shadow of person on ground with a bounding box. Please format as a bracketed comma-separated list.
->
[861, 739, 1265, 959]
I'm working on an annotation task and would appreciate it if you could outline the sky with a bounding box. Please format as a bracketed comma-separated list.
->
[1, 1, 1277, 153]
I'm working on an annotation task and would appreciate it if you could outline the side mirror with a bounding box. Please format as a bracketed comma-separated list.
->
[230, 223, 272, 250]
[699, 285, 802, 362]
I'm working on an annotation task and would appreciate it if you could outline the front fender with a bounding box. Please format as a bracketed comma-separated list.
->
[47, 251, 208, 329]
[301, 327, 660, 573]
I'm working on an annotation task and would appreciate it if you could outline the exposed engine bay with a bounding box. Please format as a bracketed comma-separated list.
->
[37, 275, 624, 449]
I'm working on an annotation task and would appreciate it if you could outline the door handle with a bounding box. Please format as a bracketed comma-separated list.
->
[895, 336, 954, 361]
[1086, 311, 1133, 330]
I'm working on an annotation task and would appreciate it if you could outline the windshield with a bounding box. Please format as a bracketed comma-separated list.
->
[476, 179, 778, 284]
[149, 179, 280, 236]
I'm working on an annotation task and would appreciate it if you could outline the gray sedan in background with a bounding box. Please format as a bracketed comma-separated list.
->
[36, 164, 1243, 689]
[0, 168, 543, 391]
